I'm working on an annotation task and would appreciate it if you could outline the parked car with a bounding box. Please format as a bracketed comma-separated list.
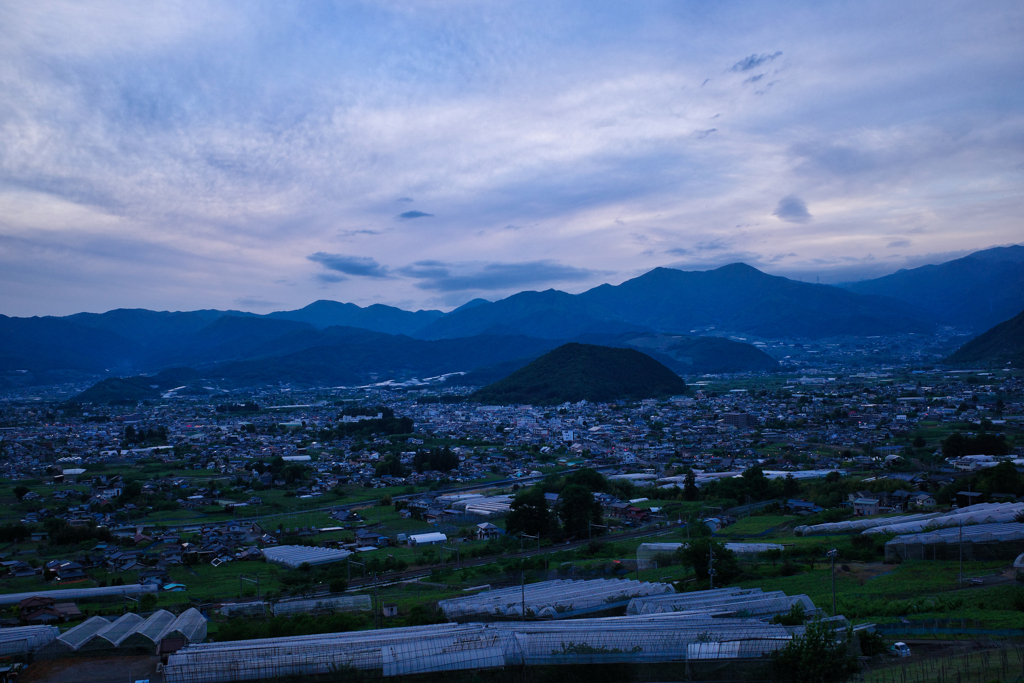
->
[891, 642, 911, 658]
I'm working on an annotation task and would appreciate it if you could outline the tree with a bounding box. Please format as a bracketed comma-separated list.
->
[505, 487, 553, 538]
[374, 455, 407, 478]
[557, 485, 603, 538]
[678, 537, 741, 586]
[782, 474, 800, 498]
[683, 470, 698, 501]
[771, 619, 859, 683]
[563, 468, 608, 493]
[12, 485, 30, 501]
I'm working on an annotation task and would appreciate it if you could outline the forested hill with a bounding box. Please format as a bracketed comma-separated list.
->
[946, 309, 1024, 367]
[472, 343, 687, 405]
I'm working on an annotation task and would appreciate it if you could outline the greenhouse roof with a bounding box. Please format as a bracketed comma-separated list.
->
[438, 578, 674, 621]
[0, 626, 59, 656]
[864, 504, 1024, 536]
[57, 616, 110, 651]
[885, 522, 1024, 546]
[272, 595, 371, 616]
[164, 612, 799, 682]
[262, 545, 352, 568]
[92, 613, 145, 648]
[0, 584, 156, 606]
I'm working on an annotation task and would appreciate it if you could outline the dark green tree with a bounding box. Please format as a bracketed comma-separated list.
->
[374, 455, 407, 478]
[771, 619, 858, 683]
[563, 468, 609, 493]
[783, 473, 801, 498]
[505, 486, 553, 538]
[678, 537, 741, 585]
[557, 484, 603, 537]
[683, 470, 698, 501]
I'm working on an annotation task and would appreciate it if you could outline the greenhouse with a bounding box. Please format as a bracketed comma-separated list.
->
[158, 608, 208, 650]
[628, 590, 816, 619]
[0, 625, 59, 657]
[794, 502, 1024, 537]
[271, 594, 371, 616]
[437, 578, 674, 621]
[463, 495, 514, 516]
[794, 511, 945, 536]
[163, 612, 798, 682]
[0, 583, 157, 606]
[637, 542, 783, 569]
[262, 545, 352, 568]
[217, 602, 267, 618]
[884, 522, 1024, 561]
[119, 610, 177, 650]
[636, 543, 683, 569]
[41, 616, 110, 654]
[863, 503, 1024, 537]
[80, 612, 145, 650]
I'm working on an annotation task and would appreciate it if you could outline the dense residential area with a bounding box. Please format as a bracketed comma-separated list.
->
[0, 341, 1022, 682]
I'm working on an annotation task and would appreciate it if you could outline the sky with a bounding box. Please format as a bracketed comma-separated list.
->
[1, 1, 1022, 317]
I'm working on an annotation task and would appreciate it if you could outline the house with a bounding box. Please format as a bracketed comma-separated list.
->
[853, 498, 880, 516]
[476, 523, 500, 540]
[786, 499, 824, 515]
[911, 493, 937, 510]
[355, 529, 388, 548]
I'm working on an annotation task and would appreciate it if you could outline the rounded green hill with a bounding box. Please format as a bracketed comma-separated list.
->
[472, 342, 687, 405]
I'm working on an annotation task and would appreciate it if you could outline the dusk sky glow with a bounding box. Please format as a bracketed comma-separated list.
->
[1, 1, 1022, 316]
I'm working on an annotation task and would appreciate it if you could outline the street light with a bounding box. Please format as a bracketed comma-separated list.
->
[826, 548, 839, 615]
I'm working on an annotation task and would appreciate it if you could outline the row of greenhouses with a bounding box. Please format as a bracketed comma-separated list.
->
[861, 503, 1024, 536]
[636, 542, 783, 568]
[884, 522, 1024, 561]
[0, 625, 59, 656]
[36, 608, 206, 655]
[794, 502, 1024, 537]
[437, 578, 674, 621]
[163, 610, 798, 682]
[627, 587, 817, 618]
[216, 595, 371, 619]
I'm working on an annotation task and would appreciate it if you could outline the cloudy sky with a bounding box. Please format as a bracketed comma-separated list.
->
[1, 1, 1022, 317]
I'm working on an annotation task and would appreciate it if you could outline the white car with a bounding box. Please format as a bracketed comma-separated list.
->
[891, 642, 911, 658]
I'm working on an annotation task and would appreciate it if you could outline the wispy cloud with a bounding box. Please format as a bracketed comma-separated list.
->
[398, 211, 433, 220]
[730, 51, 782, 72]
[0, 3, 1021, 316]
[308, 253, 390, 278]
[234, 296, 282, 309]
[401, 260, 599, 292]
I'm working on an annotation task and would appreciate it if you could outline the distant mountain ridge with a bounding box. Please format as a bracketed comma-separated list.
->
[843, 245, 1024, 331]
[411, 263, 931, 340]
[4, 246, 1022, 390]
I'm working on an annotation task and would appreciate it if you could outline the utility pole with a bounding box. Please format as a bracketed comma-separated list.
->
[521, 569, 526, 622]
[708, 547, 715, 590]
[958, 521, 963, 587]
[827, 549, 838, 615]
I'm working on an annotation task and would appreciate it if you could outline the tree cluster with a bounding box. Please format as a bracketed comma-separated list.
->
[412, 446, 459, 473]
